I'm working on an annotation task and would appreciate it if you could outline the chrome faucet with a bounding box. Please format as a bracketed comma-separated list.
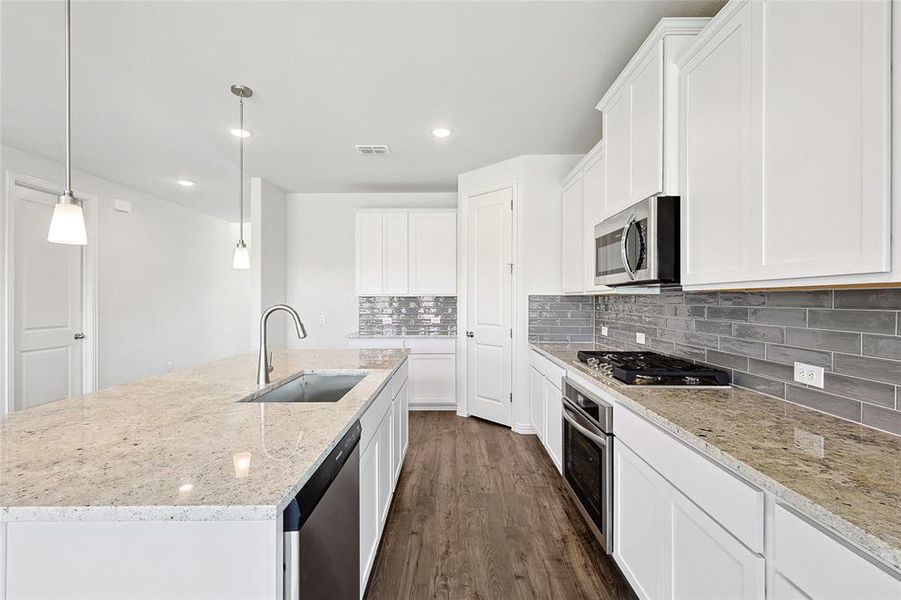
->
[258, 304, 308, 388]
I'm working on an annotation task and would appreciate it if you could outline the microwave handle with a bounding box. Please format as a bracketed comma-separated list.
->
[620, 214, 637, 280]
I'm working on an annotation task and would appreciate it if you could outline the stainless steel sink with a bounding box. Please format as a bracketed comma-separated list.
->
[242, 373, 366, 403]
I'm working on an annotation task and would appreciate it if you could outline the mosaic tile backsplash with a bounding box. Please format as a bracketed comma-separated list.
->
[528, 295, 596, 344]
[359, 296, 456, 337]
[530, 289, 901, 436]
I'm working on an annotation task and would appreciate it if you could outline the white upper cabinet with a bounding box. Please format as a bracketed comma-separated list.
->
[382, 213, 409, 294]
[355, 209, 457, 296]
[561, 174, 584, 293]
[408, 211, 457, 295]
[581, 146, 609, 293]
[597, 18, 708, 216]
[680, 0, 892, 288]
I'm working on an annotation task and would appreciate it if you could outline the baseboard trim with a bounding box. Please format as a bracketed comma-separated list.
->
[511, 423, 535, 435]
[409, 403, 457, 412]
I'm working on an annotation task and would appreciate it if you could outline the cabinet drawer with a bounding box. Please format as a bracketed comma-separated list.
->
[360, 385, 393, 452]
[529, 351, 565, 389]
[774, 505, 900, 599]
[393, 358, 409, 392]
[614, 405, 764, 552]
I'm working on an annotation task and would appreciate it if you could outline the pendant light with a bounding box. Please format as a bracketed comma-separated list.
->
[231, 84, 253, 270]
[47, 0, 87, 246]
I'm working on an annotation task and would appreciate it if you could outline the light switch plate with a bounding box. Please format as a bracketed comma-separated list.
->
[793, 362, 824, 388]
[636, 332, 646, 345]
[601, 326, 609, 337]
[113, 198, 133, 213]
[430, 316, 441, 324]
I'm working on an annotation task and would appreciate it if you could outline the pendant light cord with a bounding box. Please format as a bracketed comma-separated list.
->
[238, 94, 245, 244]
[64, 0, 72, 195]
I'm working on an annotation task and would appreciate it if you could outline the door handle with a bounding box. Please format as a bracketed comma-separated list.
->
[74, 333, 85, 340]
[466, 331, 474, 338]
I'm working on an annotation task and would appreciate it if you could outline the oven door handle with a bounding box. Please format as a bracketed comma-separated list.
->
[562, 404, 608, 447]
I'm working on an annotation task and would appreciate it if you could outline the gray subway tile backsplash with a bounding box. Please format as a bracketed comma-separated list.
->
[528, 295, 595, 344]
[529, 286, 901, 435]
[358, 296, 456, 337]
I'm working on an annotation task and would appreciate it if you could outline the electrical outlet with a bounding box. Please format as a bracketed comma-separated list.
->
[318, 315, 326, 325]
[636, 332, 646, 345]
[430, 316, 441, 324]
[381, 317, 393, 325]
[601, 326, 609, 337]
[793, 362, 825, 388]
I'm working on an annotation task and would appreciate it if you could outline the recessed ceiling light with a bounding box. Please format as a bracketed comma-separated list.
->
[177, 179, 195, 188]
[431, 127, 452, 139]
[230, 128, 252, 138]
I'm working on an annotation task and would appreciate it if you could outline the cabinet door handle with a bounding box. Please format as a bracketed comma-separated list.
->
[466, 331, 474, 338]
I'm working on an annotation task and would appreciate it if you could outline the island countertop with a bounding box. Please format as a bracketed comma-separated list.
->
[531, 343, 901, 575]
[0, 348, 408, 523]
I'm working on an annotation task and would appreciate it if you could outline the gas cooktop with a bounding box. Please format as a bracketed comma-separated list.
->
[576, 350, 731, 387]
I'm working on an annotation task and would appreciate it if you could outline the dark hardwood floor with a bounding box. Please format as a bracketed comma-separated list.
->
[366, 412, 636, 600]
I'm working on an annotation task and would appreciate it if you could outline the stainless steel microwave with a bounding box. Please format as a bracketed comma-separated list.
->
[594, 196, 679, 287]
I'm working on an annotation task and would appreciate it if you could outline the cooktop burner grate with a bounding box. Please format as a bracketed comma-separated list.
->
[576, 350, 731, 386]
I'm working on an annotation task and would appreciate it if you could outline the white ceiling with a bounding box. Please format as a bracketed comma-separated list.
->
[1, 0, 723, 221]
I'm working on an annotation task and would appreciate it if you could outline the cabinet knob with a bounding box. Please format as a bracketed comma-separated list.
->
[466, 331, 474, 338]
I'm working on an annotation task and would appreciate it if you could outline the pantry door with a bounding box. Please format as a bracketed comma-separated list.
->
[465, 185, 513, 427]
[9, 177, 87, 411]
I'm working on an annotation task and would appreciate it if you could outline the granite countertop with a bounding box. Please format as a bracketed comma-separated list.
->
[346, 331, 456, 339]
[531, 343, 901, 574]
[0, 349, 408, 523]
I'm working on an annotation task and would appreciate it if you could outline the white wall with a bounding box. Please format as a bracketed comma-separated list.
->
[0, 145, 252, 395]
[285, 192, 457, 348]
[250, 177, 287, 350]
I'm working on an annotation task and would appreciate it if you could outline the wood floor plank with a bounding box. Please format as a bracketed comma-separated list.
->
[366, 412, 636, 600]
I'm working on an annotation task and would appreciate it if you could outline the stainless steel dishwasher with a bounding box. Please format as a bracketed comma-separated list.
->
[283, 421, 361, 600]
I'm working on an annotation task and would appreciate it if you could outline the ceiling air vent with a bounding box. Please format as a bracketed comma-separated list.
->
[355, 144, 390, 155]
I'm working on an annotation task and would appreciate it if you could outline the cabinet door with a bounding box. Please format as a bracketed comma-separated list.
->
[666, 488, 765, 599]
[581, 149, 609, 293]
[614, 442, 667, 600]
[529, 367, 545, 442]
[382, 213, 408, 294]
[561, 175, 584, 294]
[400, 379, 409, 458]
[757, 0, 891, 280]
[680, 1, 755, 286]
[604, 88, 632, 217]
[392, 394, 403, 485]
[359, 436, 380, 588]
[629, 42, 664, 204]
[356, 212, 384, 295]
[542, 378, 562, 473]
[409, 211, 457, 295]
[376, 408, 393, 529]
[408, 353, 455, 409]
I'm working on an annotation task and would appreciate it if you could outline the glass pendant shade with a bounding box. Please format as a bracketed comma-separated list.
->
[232, 240, 251, 270]
[47, 198, 87, 245]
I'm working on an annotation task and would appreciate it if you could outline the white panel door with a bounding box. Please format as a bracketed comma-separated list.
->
[359, 435, 379, 590]
[758, 0, 891, 280]
[408, 353, 455, 409]
[466, 187, 513, 427]
[615, 442, 667, 600]
[409, 211, 456, 295]
[529, 367, 545, 442]
[355, 212, 384, 295]
[561, 175, 583, 294]
[680, 1, 755, 286]
[581, 150, 608, 292]
[382, 213, 408, 294]
[13, 184, 83, 411]
[666, 487, 765, 599]
[542, 378, 562, 473]
[603, 88, 632, 217]
[629, 42, 664, 204]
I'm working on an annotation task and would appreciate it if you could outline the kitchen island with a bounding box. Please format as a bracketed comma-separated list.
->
[0, 348, 408, 599]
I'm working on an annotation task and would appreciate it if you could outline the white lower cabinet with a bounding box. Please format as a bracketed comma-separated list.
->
[529, 366, 545, 442]
[359, 361, 410, 596]
[615, 441, 765, 600]
[542, 377, 563, 473]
